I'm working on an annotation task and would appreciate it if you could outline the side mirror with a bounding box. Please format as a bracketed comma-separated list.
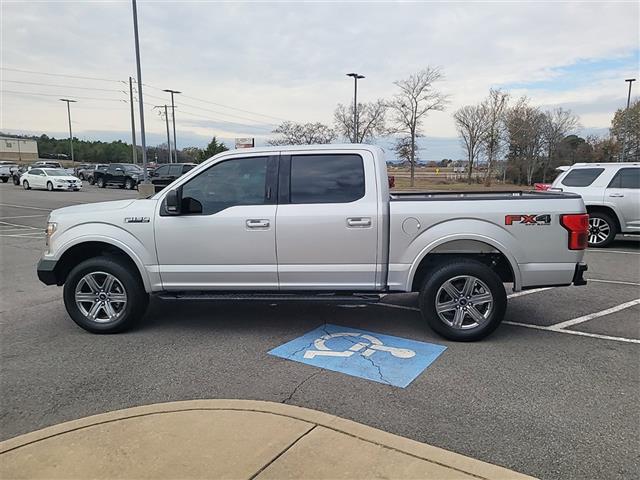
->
[165, 188, 181, 214]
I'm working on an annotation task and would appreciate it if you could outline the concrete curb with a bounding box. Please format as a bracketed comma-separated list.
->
[0, 399, 534, 479]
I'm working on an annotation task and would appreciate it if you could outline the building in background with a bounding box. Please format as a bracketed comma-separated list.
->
[0, 137, 38, 162]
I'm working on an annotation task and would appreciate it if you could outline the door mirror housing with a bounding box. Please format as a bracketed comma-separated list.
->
[165, 188, 181, 214]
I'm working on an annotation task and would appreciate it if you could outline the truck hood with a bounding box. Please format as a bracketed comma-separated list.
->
[52, 199, 137, 217]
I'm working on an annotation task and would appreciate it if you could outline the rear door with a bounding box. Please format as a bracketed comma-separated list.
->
[151, 165, 171, 188]
[605, 167, 640, 232]
[275, 151, 379, 290]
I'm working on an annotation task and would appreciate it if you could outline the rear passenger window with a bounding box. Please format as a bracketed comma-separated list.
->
[290, 154, 365, 204]
[168, 165, 182, 176]
[608, 168, 640, 189]
[561, 168, 604, 187]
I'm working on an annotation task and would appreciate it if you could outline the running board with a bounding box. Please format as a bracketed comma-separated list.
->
[156, 292, 382, 303]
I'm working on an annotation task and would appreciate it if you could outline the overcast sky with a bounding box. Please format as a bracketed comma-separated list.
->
[1, 0, 638, 161]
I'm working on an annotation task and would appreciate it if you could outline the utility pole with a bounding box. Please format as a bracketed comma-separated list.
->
[59, 99, 77, 165]
[154, 105, 172, 163]
[620, 78, 636, 162]
[129, 77, 137, 164]
[163, 89, 180, 162]
[131, 0, 148, 181]
[346, 73, 365, 143]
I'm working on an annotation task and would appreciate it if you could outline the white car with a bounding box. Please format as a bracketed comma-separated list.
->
[21, 168, 82, 192]
[550, 163, 639, 247]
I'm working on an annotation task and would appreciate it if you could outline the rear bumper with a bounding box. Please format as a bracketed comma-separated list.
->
[37, 258, 58, 285]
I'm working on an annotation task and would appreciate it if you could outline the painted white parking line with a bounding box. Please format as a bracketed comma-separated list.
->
[0, 214, 47, 220]
[547, 298, 640, 331]
[503, 321, 640, 344]
[589, 278, 640, 287]
[587, 249, 640, 255]
[0, 220, 41, 230]
[506, 288, 553, 299]
[0, 203, 52, 211]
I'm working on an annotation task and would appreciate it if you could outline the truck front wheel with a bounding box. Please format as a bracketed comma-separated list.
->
[419, 260, 506, 341]
[63, 256, 149, 333]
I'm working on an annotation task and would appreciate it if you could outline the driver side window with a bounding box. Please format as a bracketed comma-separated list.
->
[181, 157, 268, 215]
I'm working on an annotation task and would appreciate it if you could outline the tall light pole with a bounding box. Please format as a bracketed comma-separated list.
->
[131, 0, 148, 181]
[346, 73, 365, 143]
[163, 89, 180, 162]
[59, 99, 76, 165]
[620, 78, 636, 162]
[154, 105, 172, 163]
[129, 77, 137, 164]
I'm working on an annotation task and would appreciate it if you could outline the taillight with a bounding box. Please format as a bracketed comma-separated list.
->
[560, 214, 589, 250]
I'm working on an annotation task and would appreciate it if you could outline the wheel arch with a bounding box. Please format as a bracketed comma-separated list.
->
[409, 237, 520, 292]
[585, 205, 621, 232]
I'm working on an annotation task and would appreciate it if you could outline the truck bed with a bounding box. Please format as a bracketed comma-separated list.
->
[390, 190, 580, 201]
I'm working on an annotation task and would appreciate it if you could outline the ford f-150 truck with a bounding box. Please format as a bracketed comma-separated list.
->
[37, 145, 588, 340]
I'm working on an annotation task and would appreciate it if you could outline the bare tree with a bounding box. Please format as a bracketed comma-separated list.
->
[394, 136, 420, 165]
[334, 99, 387, 143]
[480, 89, 509, 186]
[388, 67, 448, 186]
[454, 104, 486, 184]
[541, 108, 580, 181]
[268, 121, 336, 146]
[506, 97, 546, 186]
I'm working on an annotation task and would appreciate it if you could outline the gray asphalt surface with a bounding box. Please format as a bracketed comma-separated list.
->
[1, 183, 639, 480]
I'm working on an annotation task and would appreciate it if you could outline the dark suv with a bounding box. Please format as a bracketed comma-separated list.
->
[150, 163, 196, 192]
[94, 163, 143, 189]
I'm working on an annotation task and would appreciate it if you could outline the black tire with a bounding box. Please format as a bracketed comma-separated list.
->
[79, 173, 85, 180]
[88, 176, 95, 185]
[419, 260, 507, 341]
[63, 256, 149, 334]
[587, 212, 617, 248]
[47, 181, 53, 191]
[97, 177, 105, 188]
[23, 180, 30, 190]
[13, 176, 20, 185]
[1, 177, 7, 183]
[125, 178, 133, 190]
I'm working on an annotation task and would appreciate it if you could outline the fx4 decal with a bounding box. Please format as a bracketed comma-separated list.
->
[505, 214, 551, 226]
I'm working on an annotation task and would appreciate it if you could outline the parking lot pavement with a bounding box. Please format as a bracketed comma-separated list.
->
[1, 182, 639, 480]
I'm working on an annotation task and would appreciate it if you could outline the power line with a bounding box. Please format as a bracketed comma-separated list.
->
[2, 79, 123, 93]
[0, 67, 122, 83]
[1, 89, 126, 102]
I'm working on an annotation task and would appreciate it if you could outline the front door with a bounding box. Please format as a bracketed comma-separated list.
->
[154, 154, 279, 290]
[275, 152, 379, 290]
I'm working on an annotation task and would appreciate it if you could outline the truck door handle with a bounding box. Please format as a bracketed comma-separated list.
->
[246, 219, 270, 229]
[608, 193, 624, 198]
[347, 217, 371, 228]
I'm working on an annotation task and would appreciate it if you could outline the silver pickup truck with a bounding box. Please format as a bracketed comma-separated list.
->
[37, 145, 588, 340]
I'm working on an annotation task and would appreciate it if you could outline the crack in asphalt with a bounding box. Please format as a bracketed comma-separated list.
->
[281, 370, 322, 404]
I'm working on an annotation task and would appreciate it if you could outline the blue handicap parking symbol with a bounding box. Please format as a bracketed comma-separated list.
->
[269, 324, 447, 388]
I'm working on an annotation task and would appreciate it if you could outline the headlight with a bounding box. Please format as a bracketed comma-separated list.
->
[45, 222, 57, 243]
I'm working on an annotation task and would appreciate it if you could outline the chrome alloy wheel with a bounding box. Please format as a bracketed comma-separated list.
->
[588, 217, 611, 245]
[75, 271, 127, 323]
[435, 275, 493, 329]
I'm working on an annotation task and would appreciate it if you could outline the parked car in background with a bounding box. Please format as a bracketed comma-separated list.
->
[32, 160, 64, 169]
[94, 163, 143, 189]
[21, 168, 82, 191]
[150, 163, 196, 191]
[11, 165, 30, 185]
[549, 163, 640, 247]
[74, 163, 91, 177]
[0, 161, 19, 183]
[78, 164, 108, 182]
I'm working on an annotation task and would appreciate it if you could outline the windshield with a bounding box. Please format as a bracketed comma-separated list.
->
[43, 169, 68, 176]
[124, 165, 142, 173]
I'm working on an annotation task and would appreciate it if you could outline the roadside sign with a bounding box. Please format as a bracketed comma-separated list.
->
[235, 138, 255, 148]
[269, 324, 447, 388]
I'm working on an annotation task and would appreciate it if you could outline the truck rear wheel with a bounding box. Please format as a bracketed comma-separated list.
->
[419, 260, 506, 341]
[63, 256, 149, 333]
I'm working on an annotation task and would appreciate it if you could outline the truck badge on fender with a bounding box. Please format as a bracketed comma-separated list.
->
[124, 217, 150, 223]
[505, 214, 551, 226]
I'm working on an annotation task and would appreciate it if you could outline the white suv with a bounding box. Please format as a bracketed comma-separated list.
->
[550, 163, 639, 247]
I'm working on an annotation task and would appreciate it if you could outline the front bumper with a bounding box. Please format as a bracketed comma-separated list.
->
[37, 258, 58, 285]
[572, 262, 588, 286]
